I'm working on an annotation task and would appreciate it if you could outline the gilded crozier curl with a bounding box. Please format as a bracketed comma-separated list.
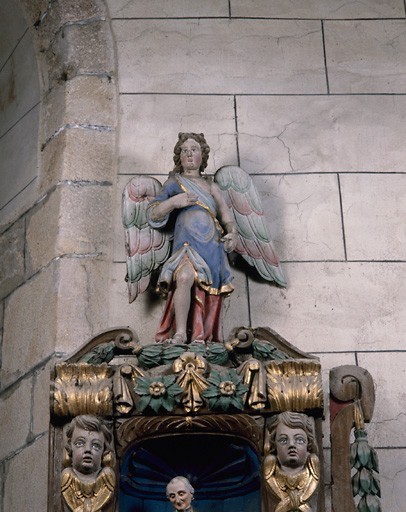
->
[61, 415, 116, 512]
[263, 411, 320, 512]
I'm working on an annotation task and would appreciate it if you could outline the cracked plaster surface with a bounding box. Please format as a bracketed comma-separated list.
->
[237, 95, 406, 173]
[114, 19, 326, 94]
[250, 262, 406, 353]
[231, 0, 405, 18]
[325, 20, 406, 93]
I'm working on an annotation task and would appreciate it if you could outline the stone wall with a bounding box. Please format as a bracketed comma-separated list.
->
[0, 0, 404, 510]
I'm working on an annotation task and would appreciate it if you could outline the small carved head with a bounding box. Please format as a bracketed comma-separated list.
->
[64, 415, 115, 476]
[166, 476, 195, 511]
[172, 132, 210, 175]
[267, 411, 317, 470]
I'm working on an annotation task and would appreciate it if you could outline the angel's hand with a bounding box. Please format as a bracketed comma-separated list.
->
[221, 232, 238, 253]
[171, 192, 198, 209]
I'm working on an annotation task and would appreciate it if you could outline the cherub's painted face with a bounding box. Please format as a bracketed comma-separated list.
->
[180, 138, 202, 172]
[275, 423, 309, 470]
[71, 427, 104, 475]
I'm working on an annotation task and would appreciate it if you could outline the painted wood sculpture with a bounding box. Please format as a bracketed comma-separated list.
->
[61, 415, 116, 512]
[166, 476, 196, 512]
[123, 132, 286, 344]
[263, 412, 320, 512]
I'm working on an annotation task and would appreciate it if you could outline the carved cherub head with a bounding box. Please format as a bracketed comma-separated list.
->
[267, 411, 318, 472]
[172, 132, 210, 175]
[65, 415, 114, 477]
[166, 476, 195, 511]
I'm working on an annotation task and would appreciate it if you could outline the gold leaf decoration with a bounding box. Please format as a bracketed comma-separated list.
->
[172, 352, 208, 413]
[52, 363, 113, 417]
[266, 360, 323, 412]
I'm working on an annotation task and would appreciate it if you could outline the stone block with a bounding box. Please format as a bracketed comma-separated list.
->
[17, 0, 49, 29]
[107, 0, 229, 17]
[25, 190, 60, 276]
[222, 267, 250, 339]
[41, 75, 116, 146]
[254, 174, 344, 261]
[1, 263, 58, 386]
[118, 94, 238, 176]
[0, 218, 25, 300]
[32, 360, 53, 436]
[0, 179, 38, 235]
[249, 262, 406, 353]
[0, 300, 3, 363]
[0, 106, 39, 211]
[376, 448, 406, 511]
[3, 435, 48, 511]
[26, 183, 114, 275]
[113, 175, 130, 263]
[55, 257, 112, 355]
[46, 21, 115, 84]
[115, 19, 326, 94]
[3, 256, 109, 364]
[0, 377, 32, 459]
[325, 20, 406, 93]
[231, 0, 405, 18]
[237, 95, 406, 173]
[340, 174, 406, 261]
[357, 352, 406, 448]
[0, 31, 40, 137]
[32, 0, 107, 50]
[109, 262, 163, 344]
[0, 0, 27, 67]
[40, 127, 116, 194]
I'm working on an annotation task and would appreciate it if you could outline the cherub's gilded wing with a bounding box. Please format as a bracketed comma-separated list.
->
[122, 176, 171, 303]
[215, 165, 287, 287]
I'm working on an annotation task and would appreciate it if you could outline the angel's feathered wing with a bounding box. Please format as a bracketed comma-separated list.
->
[215, 165, 287, 287]
[122, 176, 171, 303]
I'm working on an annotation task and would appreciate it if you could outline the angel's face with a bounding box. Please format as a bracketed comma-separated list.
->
[275, 423, 308, 470]
[180, 138, 202, 173]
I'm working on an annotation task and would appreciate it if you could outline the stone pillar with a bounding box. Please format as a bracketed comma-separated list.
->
[0, 1, 118, 510]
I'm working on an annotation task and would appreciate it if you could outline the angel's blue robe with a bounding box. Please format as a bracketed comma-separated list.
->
[147, 174, 234, 296]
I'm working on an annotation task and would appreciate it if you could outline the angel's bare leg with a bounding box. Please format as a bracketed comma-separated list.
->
[172, 260, 195, 343]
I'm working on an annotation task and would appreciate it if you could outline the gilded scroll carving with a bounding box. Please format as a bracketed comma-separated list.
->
[266, 360, 323, 412]
[53, 363, 113, 417]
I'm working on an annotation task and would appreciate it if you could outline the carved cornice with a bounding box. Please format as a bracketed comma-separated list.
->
[51, 353, 324, 418]
[115, 414, 263, 456]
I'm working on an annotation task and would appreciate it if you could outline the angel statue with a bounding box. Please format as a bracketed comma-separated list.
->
[122, 132, 286, 344]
